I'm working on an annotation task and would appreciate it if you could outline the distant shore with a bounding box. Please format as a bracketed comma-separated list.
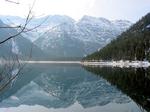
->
[21, 60, 150, 68]
[20, 61, 81, 64]
[81, 60, 150, 68]
[1, 60, 150, 68]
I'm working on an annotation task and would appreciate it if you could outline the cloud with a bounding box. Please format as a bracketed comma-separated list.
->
[0, 0, 150, 22]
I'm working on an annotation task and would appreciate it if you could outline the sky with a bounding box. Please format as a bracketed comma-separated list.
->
[0, 0, 150, 22]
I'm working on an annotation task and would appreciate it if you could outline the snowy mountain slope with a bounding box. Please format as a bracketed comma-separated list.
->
[83, 13, 150, 61]
[0, 15, 75, 41]
[0, 15, 132, 59]
[34, 15, 132, 59]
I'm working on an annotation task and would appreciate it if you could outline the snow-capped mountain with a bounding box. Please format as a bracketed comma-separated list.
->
[0, 15, 132, 60]
[112, 20, 132, 32]
[34, 15, 132, 59]
[0, 15, 75, 41]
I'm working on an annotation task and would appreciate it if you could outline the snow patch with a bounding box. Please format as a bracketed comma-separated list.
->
[11, 39, 20, 55]
[10, 96, 19, 101]
[82, 60, 150, 68]
[146, 24, 150, 29]
[11, 69, 19, 76]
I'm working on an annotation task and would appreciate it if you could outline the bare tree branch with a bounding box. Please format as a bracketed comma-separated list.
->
[5, 0, 20, 4]
[0, 0, 36, 91]
[0, 43, 33, 91]
[0, 0, 37, 44]
[0, 25, 21, 29]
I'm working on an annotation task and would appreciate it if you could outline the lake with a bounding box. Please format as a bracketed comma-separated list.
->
[0, 63, 149, 112]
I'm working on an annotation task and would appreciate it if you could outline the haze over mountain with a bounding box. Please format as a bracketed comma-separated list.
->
[0, 15, 131, 60]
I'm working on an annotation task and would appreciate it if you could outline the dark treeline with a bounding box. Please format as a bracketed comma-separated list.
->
[84, 13, 150, 61]
[83, 66, 150, 112]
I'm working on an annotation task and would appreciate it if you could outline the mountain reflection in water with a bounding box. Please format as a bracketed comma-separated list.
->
[0, 64, 147, 112]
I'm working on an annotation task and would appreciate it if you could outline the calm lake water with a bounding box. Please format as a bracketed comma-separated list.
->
[0, 63, 149, 112]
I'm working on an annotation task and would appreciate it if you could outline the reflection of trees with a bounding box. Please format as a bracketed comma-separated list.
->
[84, 66, 150, 112]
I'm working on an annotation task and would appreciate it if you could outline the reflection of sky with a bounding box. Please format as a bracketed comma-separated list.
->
[0, 0, 150, 22]
[0, 102, 142, 112]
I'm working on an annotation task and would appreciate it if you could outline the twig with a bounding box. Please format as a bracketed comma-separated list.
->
[5, 0, 20, 4]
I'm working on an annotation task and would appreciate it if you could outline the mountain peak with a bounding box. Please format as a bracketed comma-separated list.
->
[45, 15, 75, 24]
[79, 15, 110, 23]
[112, 20, 132, 26]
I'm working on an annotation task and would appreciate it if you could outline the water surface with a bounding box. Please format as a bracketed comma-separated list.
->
[0, 63, 149, 112]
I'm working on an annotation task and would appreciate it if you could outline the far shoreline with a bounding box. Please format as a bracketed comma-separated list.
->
[22, 60, 150, 68]
[81, 60, 150, 68]
[1, 60, 150, 68]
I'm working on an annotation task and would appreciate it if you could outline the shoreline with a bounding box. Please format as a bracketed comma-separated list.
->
[81, 60, 150, 68]
[1, 60, 150, 68]
[20, 61, 81, 64]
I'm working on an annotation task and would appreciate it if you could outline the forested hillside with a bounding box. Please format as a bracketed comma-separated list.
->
[84, 13, 150, 61]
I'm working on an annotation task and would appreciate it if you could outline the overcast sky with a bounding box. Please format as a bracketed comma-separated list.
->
[0, 0, 150, 22]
